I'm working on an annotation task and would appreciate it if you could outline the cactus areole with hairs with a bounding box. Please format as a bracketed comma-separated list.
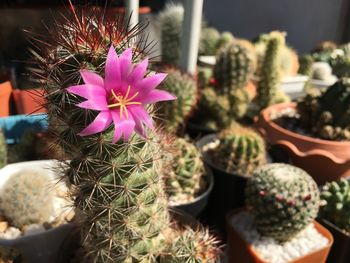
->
[66, 46, 176, 143]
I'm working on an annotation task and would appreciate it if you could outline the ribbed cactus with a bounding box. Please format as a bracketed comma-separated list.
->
[0, 130, 6, 168]
[164, 137, 205, 205]
[320, 179, 350, 233]
[158, 3, 184, 66]
[209, 123, 266, 176]
[256, 31, 290, 110]
[215, 31, 234, 52]
[297, 78, 350, 141]
[158, 69, 198, 133]
[29, 7, 219, 262]
[298, 54, 314, 77]
[245, 163, 320, 243]
[0, 172, 57, 228]
[199, 27, 220, 56]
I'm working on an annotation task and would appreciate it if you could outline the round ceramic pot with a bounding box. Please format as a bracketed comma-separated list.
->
[226, 209, 333, 263]
[172, 170, 214, 218]
[256, 103, 350, 185]
[0, 160, 74, 263]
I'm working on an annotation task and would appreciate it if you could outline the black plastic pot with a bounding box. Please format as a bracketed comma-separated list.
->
[172, 170, 214, 218]
[196, 134, 248, 236]
[318, 218, 350, 263]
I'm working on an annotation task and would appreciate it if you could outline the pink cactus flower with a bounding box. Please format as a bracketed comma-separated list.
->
[66, 46, 176, 143]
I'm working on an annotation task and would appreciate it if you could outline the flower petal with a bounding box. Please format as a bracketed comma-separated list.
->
[128, 105, 153, 129]
[111, 111, 136, 143]
[67, 84, 106, 100]
[136, 73, 167, 94]
[80, 70, 104, 87]
[128, 58, 148, 85]
[78, 111, 112, 136]
[105, 45, 121, 92]
[77, 96, 108, 111]
[119, 48, 133, 78]
[142, 89, 177, 104]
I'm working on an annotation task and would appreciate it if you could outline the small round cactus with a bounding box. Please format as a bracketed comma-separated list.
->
[245, 163, 320, 243]
[158, 68, 198, 133]
[199, 27, 221, 56]
[209, 123, 266, 176]
[164, 137, 205, 205]
[312, 62, 333, 80]
[0, 171, 58, 228]
[320, 179, 350, 233]
[215, 31, 234, 51]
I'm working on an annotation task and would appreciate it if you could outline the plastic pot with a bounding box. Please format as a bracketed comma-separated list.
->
[12, 89, 47, 114]
[226, 209, 333, 263]
[171, 170, 214, 218]
[256, 103, 350, 185]
[0, 81, 13, 117]
[318, 218, 350, 263]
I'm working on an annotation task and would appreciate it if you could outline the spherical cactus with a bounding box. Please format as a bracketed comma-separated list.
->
[210, 123, 266, 176]
[158, 3, 184, 66]
[245, 163, 320, 243]
[279, 46, 299, 77]
[158, 68, 198, 133]
[215, 31, 234, 51]
[0, 130, 6, 169]
[199, 27, 220, 56]
[0, 172, 58, 228]
[164, 137, 205, 204]
[312, 62, 333, 80]
[320, 179, 350, 233]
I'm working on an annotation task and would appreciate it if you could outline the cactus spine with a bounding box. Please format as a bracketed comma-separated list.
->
[245, 163, 320, 243]
[209, 123, 266, 176]
[256, 32, 289, 110]
[158, 69, 198, 133]
[321, 179, 350, 233]
[0, 130, 6, 168]
[164, 137, 205, 205]
[30, 7, 219, 263]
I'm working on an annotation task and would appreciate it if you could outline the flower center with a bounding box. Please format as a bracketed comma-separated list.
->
[107, 85, 141, 119]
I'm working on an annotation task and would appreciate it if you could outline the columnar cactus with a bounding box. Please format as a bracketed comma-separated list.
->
[298, 54, 314, 77]
[158, 69, 198, 133]
[30, 7, 219, 263]
[215, 31, 234, 51]
[209, 123, 266, 176]
[256, 31, 290, 110]
[158, 3, 184, 66]
[199, 27, 220, 56]
[297, 78, 350, 141]
[320, 179, 350, 233]
[245, 163, 320, 243]
[164, 137, 205, 205]
[0, 130, 6, 168]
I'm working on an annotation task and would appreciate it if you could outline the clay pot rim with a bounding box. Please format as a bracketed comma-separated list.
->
[226, 208, 334, 263]
[260, 102, 350, 147]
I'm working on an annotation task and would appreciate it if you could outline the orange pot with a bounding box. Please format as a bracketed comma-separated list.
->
[0, 81, 13, 117]
[256, 103, 350, 185]
[12, 89, 46, 114]
[226, 209, 333, 263]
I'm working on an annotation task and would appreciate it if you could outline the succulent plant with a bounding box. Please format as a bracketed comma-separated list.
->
[279, 46, 299, 77]
[298, 54, 314, 77]
[297, 78, 350, 141]
[209, 123, 266, 176]
[320, 179, 350, 233]
[256, 31, 290, 110]
[199, 27, 220, 56]
[312, 62, 333, 80]
[0, 171, 57, 228]
[158, 69, 198, 133]
[215, 31, 234, 51]
[245, 163, 320, 243]
[0, 130, 6, 169]
[158, 3, 184, 66]
[29, 6, 220, 262]
[164, 137, 206, 205]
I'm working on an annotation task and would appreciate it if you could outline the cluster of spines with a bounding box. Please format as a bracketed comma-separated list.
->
[245, 163, 320, 243]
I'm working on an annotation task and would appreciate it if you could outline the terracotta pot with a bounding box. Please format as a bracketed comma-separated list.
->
[226, 209, 333, 263]
[0, 81, 13, 117]
[256, 103, 350, 185]
[318, 218, 350, 263]
[12, 89, 46, 114]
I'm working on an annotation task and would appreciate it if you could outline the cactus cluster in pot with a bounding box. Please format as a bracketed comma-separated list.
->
[163, 137, 206, 205]
[196, 40, 256, 129]
[297, 78, 350, 141]
[245, 163, 320, 242]
[29, 6, 220, 263]
[320, 179, 350, 233]
[207, 123, 266, 176]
